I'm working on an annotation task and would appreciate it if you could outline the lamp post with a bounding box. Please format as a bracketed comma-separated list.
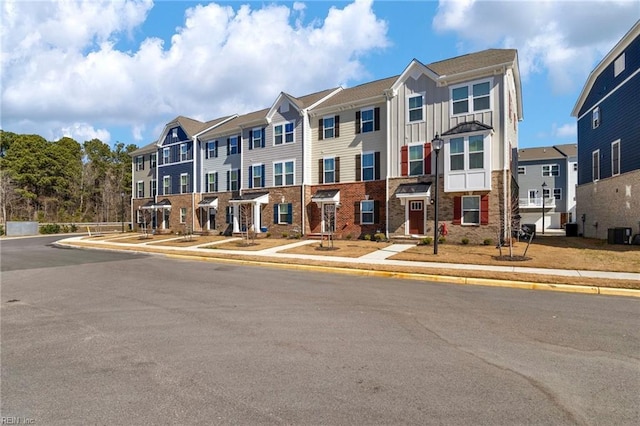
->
[541, 182, 547, 235]
[120, 192, 125, 233]
[431, 134, 444, 255]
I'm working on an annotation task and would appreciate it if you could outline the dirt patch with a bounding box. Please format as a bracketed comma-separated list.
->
[204, 238, 295, 251]
[282, 241, 391, 258]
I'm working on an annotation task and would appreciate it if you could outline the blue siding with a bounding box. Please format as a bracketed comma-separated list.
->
[160, 126, 189, 147]
[158, 162, 193, 195]
[577, 72, 640, 184]
[578, 35, 640, 117]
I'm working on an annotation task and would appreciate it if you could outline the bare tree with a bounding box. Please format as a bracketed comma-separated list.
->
[320, 204, 336, 249]
[239, 204, 255, 246]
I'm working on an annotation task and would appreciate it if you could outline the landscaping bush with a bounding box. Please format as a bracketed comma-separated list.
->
[418, 236, 433, 245]
[374, 232, 386, 242]
[40, 223, 61, 234]
[265, 232, 271, 238]
[363, 234, 372, 241]
[281, 232, 288, 238]
[345, 233, 353, 240]
[438, 237, 446, 244]
[461, 237, 470, 245]
[483, 238, 493, 246]
[0, 225, 4, 236]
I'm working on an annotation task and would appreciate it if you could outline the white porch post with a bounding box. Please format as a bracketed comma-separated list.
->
[253, 203, 261, 233]
[232, 205, 240, 233]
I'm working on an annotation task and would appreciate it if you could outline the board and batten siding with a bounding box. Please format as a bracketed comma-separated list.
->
[310, 102, 387, 184]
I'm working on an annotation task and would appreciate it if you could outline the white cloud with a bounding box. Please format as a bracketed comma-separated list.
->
[58, 123, 112, 143]
[553, 123, 577, 139]
[1, 0, 389, 143]
[434, 0, 639, 94]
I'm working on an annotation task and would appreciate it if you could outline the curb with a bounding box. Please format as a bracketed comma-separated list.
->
[57, 240, 640, 298]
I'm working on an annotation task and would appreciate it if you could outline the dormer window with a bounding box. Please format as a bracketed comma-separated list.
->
[592, 107, 600, 129]
[171, 129, 178, 141]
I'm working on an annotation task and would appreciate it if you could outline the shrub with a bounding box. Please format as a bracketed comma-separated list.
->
[419, 237, 433, 245]
[483, 238, 493, 246]
[345, 233, 353, 240]
[265, 232, 271, 238]
[70, 223, 77, 232]
[281, 232, 288, 238]
[461, 237, 470, 245]
[438, 237, 446, 244]
[374, 232, 386, 242]
[0, 225, 3, 236]
[363, 234, 372, 241]
[40, 223, 61, 234]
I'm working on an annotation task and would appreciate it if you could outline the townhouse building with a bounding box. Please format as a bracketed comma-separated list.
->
[572, 20, 640, 240]
[517, 144, 577, 232]
[130, 142, 158, 230]
[131, 48, 523, 243]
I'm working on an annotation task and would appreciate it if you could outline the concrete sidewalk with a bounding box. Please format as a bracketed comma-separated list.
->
[60, 236, 640, 284]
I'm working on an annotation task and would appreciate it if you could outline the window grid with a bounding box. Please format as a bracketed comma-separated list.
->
[163, 148, 170, 164]
[324, 158, 335, 183]
[274, 161, 294, 186]
[252, 165, 263, 188]
[180, 174, 189, 194]
[251, 128, 263, 149]
[408, 145, 423, 176]
[150, 154, 157, 168]
[180, 208, 187, 224]
[462, 196, 480, 225]
[323, 117, 335, 139]
[361, 200, 374, 224]
[163, 176, 171, 195]
[229, 170, 239, 191]
[452, 80, 491, 115]
[361, 109, 374, 133]
[278, 203, 289, 224]
[180, 143, 188, 161]
[542, 165, 559, 177]
[150, 180, 157, 197]
[137, 181, 144, 198]
[229, 136, 239, 155]
[362, 153, 375, 181]
[206, 173, 217, 193]
[450, 138, 464, 171]
[553, 188, 562, 200]
[518, 166, 526, 175]
[408, 95, 423, 122]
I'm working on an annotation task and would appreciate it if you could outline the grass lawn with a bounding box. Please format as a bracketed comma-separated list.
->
[150, 235, 228, 247]
[204, 237, 299, 251]
[391, 236, 640, 273]
[281, 240, 392, 257]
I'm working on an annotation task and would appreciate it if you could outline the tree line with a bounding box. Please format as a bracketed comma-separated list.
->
[0, 130, 138, 224]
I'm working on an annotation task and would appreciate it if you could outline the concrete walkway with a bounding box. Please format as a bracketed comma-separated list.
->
[61, 237, 640, 283]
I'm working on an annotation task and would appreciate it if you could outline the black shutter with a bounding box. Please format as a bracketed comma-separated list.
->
[374, 200, 380, 224]
[374, 107, 380, 131]
[261, 164, 265, 187]
[226, 171, 230, 191]
[248, 130, 253, 150]
[214, 140, 218, 158]
[355, 111, 361, 134]
[355, 154, 362, 182]
[335, 157, 340, 183]
[248, 166, 253, 189]
[334, 115, 340, 138]
[237, 135, 241, 154]
[287, 203, 292, 224]
[214, 172, 218, 192]
[274, 204, 278, 224]
[227, 138, 230, 155]
[374, 151, 381, 180]
[318, 119, 324, 140]
[261, 128, 266, 148]
[354, 202, 360, 224]
[318, 159, 324, 183]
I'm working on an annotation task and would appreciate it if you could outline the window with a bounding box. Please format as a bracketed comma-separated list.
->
[163, 147, 170, 164]
[591, 150, 600, 182]
[553, 188, 562, 200]
[573, 163, 578, 171]
[274, 122, 294, 145]
[180, 173, 189, 193]
[163, 176, 171, 195]
[227, 169, 239, 191]
[180, 143, 188, 161]
[362, 152, 375, 181]
[592, 107, 600, 129]
[408, 94, 424, 122]
[274, 160, 294, 186]
[251, 164, 263, 188]
[150, 153, 157, 168]
[323, 116, 336, 139]
[361, 108, 374, 132]
[171, 128, 178, 141]
[409, 144, 424, 176]
[276, 203, 292, 224]
[518, 166, 526, 175]
[135, 156, 144, 171]
[206, 141, 217, 159]
[468, 135, 484, 169]
[450, 138, 465, 171]
[136, 210, 143, 224]
[323, 157, 335, 183]
[228, 136, 239, 155]
[462, 196, 480, 225]
[150, 180, 157, 197]
[361, 200, 374, 224]
[614, 53, 625, 77]
[180, 208, 187, 224]
[612, 140, 620, 176]
[250, 128, 264, 149]
[543, 187, 551, 199]
[451, 80, 491, 115]
[137, 181, 144, 198]
[206, 172, 218, 192]
[542, 164, 559, 176]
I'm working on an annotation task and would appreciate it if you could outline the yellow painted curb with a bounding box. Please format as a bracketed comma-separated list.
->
[598, 287, 640, 298]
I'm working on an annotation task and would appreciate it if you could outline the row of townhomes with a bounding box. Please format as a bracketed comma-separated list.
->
[131, 48, 523, 243]
[572, 20, 639, 241]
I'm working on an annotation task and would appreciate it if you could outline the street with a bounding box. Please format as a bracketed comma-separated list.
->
[1, 236, 639, 425]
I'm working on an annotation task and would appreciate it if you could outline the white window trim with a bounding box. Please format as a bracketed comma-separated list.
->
[251, 163, 263, 188]
[229, 169, 240, 192]
[407, 142, 425, 176]
[444, 132, 492, 192]
[136, 181, 144, 198]
[450, 78, 493, 116]
[461, 195, 481, 225]
[360, 107, 375, 133]
[611, 139, 620, 176]
[163, 176, 171, 195]
[323, 115, 336, 139]
[273, 159, 295, 187]
[251, 127, 263, 149]
[206, 172, 217, 193]
[406, 92, 426, 123]
[206, 141, 216, 158]
[592, 149, 600, 182]
[180, 173, 189, 194]
[163, 147, 170, 164]
[273, 121, 295, 145]
[323, 156, 336, 184]
[542, 164, 559, 177]
[150, 153, 157, 168]
[592, 106, 600, 129]
[228, 135, 240, 155]
[518, 166, 526, 175]
[277, 203, 290, 224]
[361, 151, 376, 181]
[360, 200, 375, 224]
[180, 207, 187, 224]
[180, 143, 188, 161]
[136, 156, 144, 171]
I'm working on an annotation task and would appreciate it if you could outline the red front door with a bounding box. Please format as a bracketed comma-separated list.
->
[408, 200, 424, 234]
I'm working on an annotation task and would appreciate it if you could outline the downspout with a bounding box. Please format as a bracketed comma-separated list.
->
[192, 136, 198, 233]
[130, 158, 134, 230]
[385, 92, 392, 239]
[502, 71, 509, 241]
[301, 109, 308, 236]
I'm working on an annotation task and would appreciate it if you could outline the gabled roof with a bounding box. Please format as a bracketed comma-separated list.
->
[195, 115, 238, 137]
[174, 116, 205, 137]
[572, 20, 640, 117]
[130, 141, 157, 156]
[198, 108, 269, 140]
[427, 49, 518, 77]
[442, 121, 493, 136]
[554, 143, 577, 157]
[518, 143, 577, 161]
[266, 87, 340, 121]
[312, 76, 398, 112]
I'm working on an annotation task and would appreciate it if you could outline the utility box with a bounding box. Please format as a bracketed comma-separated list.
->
[607, 227, 632, 244]
[565, 223, 578, 237]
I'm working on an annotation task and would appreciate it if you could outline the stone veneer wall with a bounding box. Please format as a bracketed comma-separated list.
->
[388, 171, 506, 244]
[306, 180, 386, 239]
[576, 169, 640, 240]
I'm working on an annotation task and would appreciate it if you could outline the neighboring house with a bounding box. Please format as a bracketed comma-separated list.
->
[517, 144, 577, 232]
[307, 77, 395, 238]
[386, 49, 523, 243]
[130, 142, 158, 230]
[571, 21, 640, 240]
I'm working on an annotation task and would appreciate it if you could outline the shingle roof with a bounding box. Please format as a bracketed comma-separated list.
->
[130, 141, 157, 156]
[518, 144, 577, 161]
[442, 121, 493, 136]
[198, 108, 269, 140]
[174, 116, 204, 137]
[427, 49, 518, 76]
[313, 76, 397, 110]
[554, 143, 577, 157]
[290, 87, 340, 109]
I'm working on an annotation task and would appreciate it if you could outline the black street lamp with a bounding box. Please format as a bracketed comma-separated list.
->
[121, 192, 125, 233]
[541, 181, 547, 235]
[431, 134, 444, 255]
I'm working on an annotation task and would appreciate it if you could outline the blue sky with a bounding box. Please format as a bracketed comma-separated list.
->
[1, 0, 639, 149]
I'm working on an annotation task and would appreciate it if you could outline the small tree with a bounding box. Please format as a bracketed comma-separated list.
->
[320, 204, 335, 248]
[239, 203, 255, 245]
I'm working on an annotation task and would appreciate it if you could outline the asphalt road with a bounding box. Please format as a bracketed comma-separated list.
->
[1, 236, 639, 425]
